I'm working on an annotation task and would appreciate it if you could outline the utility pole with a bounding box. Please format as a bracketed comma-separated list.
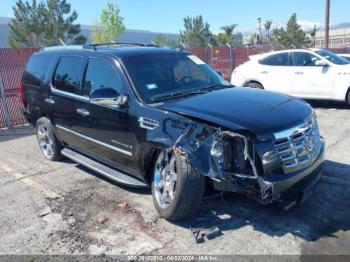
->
[257, 17, 262, 46]
[325, 0, 330, 49]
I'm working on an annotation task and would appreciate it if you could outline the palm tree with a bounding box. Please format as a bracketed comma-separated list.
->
[218, 24, 237, 46]
[221, 24, 237, 36]
[264, 20, 273, 38]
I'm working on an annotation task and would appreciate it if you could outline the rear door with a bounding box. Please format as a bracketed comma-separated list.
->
[258, 52, 293, 95]
[291, 51, 333, 99]
[73, 57, 137, 175]
[48, 56, 87, 148]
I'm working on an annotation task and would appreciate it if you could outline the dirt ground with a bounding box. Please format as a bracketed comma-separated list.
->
[0, 101, 350, 256]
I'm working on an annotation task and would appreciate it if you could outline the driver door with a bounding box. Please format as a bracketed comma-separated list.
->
[73, 57, 137, 175]
[291, 51, 333, 99]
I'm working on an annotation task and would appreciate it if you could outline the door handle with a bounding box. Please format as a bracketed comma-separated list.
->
[295, 72, 304, 75]
[261, 71, 269, 74]
[44, 98, 55, 105]
[76, 108, 90, 117]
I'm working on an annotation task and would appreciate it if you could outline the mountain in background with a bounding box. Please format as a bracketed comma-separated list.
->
[1, 16, 350, 48]
[0, 16, 179, 48]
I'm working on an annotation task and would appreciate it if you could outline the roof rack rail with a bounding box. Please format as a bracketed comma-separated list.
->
[83, 42, 160, 50]
[40, 45, 84, 51]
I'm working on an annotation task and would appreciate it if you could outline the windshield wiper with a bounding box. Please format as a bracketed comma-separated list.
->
[152, 89, 208, 102]
[203, 83, 231, 91]
[152, 84, 231, 102]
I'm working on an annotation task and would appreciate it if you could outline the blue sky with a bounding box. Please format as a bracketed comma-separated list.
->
[0, 0, 348, 33]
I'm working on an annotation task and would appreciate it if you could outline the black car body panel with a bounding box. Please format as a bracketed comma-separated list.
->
[22, 46, 325, 207]
[158, 87, 312, 140]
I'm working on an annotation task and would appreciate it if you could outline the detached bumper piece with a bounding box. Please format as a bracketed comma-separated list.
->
[191, 226, 222, 244]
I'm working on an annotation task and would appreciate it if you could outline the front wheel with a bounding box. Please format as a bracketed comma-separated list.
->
[347, 90, 350, 107]
[152, 151, 205, 221]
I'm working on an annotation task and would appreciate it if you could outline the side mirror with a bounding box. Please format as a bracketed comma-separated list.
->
[315, 60, 329, 67]
[216, 70, 224, 78]
[90, 87, 128, 106]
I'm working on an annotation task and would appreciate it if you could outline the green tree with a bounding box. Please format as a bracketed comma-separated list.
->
[92, 1, 125, 43]
[217, 24, 237, 46]
[180, 15, 213, 47]
[264, 20, 273, 38]
[44, 0, 86, 46]
[8, 0, 86, 48]
[8, 0, 47, 48]
[309, 25, 319, 48]
[272, 13, 310, 48]
[248, 33, 259, 47]
[152, 34, 178, 48]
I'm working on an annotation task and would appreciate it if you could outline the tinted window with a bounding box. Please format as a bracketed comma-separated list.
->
[24, 55, 53, 86]
[343, 56, 350, 62]
[315, 50, 349, 65]
[123, 53, 230, 103]
[53, 57, 83, 94]
[260, 53, 290, 66]
[292, 52, 319, 66]
[83, 59, 124, 96]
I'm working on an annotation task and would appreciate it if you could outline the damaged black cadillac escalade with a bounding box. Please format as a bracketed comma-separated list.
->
[21, 44, 325, 221]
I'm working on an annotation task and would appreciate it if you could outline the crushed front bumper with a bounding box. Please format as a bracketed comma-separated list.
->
[214, 138, 325, 207]
[264, 138, 325, 203]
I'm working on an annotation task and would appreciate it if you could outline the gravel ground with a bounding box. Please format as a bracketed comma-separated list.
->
[0, 101, 349, 256]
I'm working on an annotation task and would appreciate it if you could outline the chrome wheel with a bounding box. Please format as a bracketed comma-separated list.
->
[37, 124, 54, 159]
[153, 152, 178, 209]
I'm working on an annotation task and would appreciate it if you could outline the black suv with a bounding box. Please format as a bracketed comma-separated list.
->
[22, 44, 325, 221]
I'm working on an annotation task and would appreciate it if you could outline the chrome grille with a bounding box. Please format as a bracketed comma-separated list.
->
[273, 117, 321, 173]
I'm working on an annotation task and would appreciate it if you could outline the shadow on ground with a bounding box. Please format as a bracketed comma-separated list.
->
[64, 155, 350, 244]
[171, 159, 350, 243]
[306, 99, 349, 110]
[0, 125, 35, 143]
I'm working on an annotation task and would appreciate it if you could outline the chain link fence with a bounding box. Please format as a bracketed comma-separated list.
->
[0, 48, 38, 129]
[188, 46, 271, 80]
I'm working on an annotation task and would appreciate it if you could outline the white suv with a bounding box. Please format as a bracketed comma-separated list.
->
[231, 49, 350, 105]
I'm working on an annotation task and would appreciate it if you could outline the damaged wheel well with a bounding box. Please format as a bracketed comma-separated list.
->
[145, 147, 214, 191]
[145, 122, 276, 203]
[145, 148, 161, 185]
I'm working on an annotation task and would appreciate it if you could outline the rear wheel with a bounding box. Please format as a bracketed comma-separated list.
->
[347, 89, 350, 107]
[152, 151, 205, 221]
[246, 82, 264, 89]
[36, 117, 63, 161]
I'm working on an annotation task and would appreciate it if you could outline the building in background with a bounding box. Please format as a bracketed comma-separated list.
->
[314, 24, 350, 48]
[0, 16, 179, 48]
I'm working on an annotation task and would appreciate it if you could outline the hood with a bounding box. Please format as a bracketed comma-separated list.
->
[158, 88, 313, 140]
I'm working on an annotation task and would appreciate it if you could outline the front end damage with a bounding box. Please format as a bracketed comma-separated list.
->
[168, 121, 325, 208]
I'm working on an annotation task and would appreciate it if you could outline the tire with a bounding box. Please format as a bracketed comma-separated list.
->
[152, 151, 205, 221]
[347, 89, 350, 107]
[36, 117, 63, 161]
[246, 82, 264, 89]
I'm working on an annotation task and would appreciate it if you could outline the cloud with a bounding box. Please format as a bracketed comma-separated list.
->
[297, 20, 323, 31]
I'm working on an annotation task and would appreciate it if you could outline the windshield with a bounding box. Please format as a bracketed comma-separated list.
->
[315, 50, 350, 65]
[122, 53, 230, 103]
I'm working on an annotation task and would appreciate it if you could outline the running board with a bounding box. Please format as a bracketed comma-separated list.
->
[61, 148, 148, 188]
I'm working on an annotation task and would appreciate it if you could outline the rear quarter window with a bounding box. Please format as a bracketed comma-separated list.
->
[259, 53, 290, 66]
[24, 54, 53, 87]
[52, 56, 84, 94]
